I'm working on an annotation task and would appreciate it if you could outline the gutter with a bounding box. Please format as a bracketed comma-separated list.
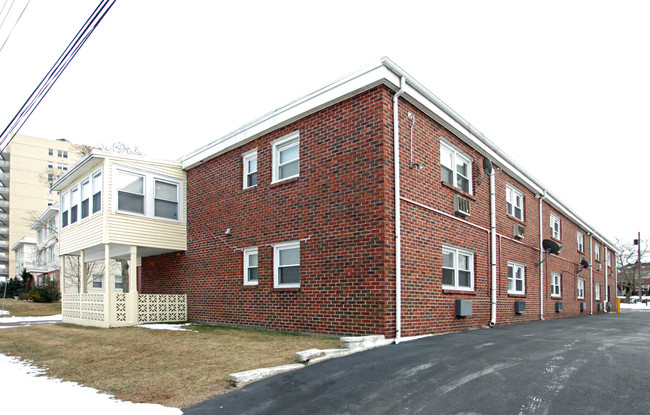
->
[490, 169, 497, 326]
[538, 190, 547, 320]
[393, 76, 406, 344]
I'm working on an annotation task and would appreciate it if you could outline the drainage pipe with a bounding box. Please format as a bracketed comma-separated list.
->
[489, 170, 497, 326]
[589, 235, 594, 314]
[538, 190, 547, 320]
[393, 76, 406, 344]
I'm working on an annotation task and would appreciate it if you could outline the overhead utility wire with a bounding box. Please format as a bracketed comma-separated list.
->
[0, 0, 16, 33]
[0, 0, 31, 55]
[0, 0, 115, 152]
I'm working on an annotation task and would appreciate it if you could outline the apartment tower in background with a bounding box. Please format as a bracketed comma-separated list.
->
[0, 134, 81, 280]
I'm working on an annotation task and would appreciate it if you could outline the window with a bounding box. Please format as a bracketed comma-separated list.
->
[47, 173, 54, 182]
[440, 141, 472, 194]
[57, 163, 67, 171]
[117, 171, 145, 214]
[61, 193, 69, 227]
[594, 243, 600, 261]
[595, 283, 601, 300]
[154, 180, 178, 219]
[507, 261, 525, 294]
[272, 132, 299, 183]
[577, 232, 584, 252]
[92, 275, 103, 289]
[81, 180, 90, 219]
[577, 278, 585, 299]
[92, 172, 102, 213]
[48, 148, 53, 156]
[114, 276, 123, 290]
[506, 185, 524, 221]
[442, 245, 474, 290]
[274, 242, 300, 288]
[57, 150, 68, 158]
[550, 213, 561, 240]
[70, 187, 79, 224]
[243, 247, 259, 285]
[243, 150, 258, 188]
[607, 252, 612, 268]
[551, 272, 561, 297]
[47, 162, 53, 169]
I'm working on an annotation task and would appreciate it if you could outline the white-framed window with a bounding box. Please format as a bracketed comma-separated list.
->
[551, 272, 561, 297]
[70, 187, 79, 224]
[243, 247, 259, 285]
[440, 141, 472, 194]
[92, 275, 103, 289]
[607, 252, 612, 268]
[81, 179, 91, 219]
[48, 148, 53, 156]
[273, 241, 300, 288]
[114, 276, 123, 291]
[61, 169, 102, 227]
[243, 150, 258, 189]
[61, 192, 69, 227]
[577, 278, 585, 299]
[577, 232, 584, 252]
[550, 213, 561, 240]
[57, 163, 67, 171]
[442, 245, 474, 290]
[272, 132, 300, 183]
[117, 171, 145, 214]
[508, 261, 525, 294]
[57, 150, 68, 158]
[114, 167, 183, 221]
[154, 180, 179, 220]
[594, 243, 600, 261]
[92, 172, 102, 213]
[595, 283, 601, 300]
[506, 184, 524, 221]
[47, 162, 53, 169]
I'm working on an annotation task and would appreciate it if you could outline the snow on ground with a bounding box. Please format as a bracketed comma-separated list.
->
[0, 309, 9, 315]
[135, 322, 198, 332]
[620, 302, 650, 310]
[0, 314, 62, 329]
[0, 354, 182, 414]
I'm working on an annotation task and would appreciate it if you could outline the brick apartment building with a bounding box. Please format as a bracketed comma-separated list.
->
[133, 58, 616, 339]
[55, 58, 616, 336]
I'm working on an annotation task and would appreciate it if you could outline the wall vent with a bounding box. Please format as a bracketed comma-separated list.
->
[453, 195, 470, 217]
[514, 224, 525, 239]
[580, 302, 586, 312]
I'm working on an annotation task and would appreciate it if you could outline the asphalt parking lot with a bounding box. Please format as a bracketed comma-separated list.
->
[184, 310, 650, 415]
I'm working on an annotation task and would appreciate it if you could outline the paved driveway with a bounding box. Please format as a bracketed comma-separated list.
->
[184, 311, 650, 415]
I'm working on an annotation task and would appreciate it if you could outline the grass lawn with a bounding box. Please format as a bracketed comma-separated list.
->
[0, 322, 340, 408]
[0, 298, 61, 316]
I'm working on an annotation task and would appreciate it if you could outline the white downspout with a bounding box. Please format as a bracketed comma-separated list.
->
[490, 170, 497, 326]
[538, 190, 547, 320]
[604, 245, 608, 312]
[394, 76, 406, 344]
[589, 235, 594, 314]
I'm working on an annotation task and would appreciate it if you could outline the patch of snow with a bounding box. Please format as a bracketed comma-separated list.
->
[0, 314, 62, 323]
[620, 302, 650, 310]
[0, 354, 181, 414]
[0, 309, 9, 315]
[135, 323, 197, 332]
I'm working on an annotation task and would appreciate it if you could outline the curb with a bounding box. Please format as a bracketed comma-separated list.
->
[229, 335, 392, 387]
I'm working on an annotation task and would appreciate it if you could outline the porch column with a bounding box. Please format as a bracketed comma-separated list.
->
[79, 250, 87, 294]
[59, 255, 66, 295]
[104, 244, 111, 326]
[129, 245, 138, 324]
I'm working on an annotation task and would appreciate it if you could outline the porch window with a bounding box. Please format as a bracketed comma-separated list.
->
[81, 179, 91, 219]
[92, 172, 102, 213]
[154, 180, 178, 219]
[70, 187, 79, 224]
[61, 193, 69, 228]
[117, 171, 145, 214]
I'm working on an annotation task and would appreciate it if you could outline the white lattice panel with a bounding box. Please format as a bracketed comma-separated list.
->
[62, 294, 81, 319]
[138, 294, 187, 323]
[80, 293, 105, 322]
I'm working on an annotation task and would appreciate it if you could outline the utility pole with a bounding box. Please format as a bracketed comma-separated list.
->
[635, 233, 642, 302]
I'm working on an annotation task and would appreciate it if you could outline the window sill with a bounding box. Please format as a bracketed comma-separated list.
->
[273, 287, 300, 292]
[442, 288, 476, 296]
[270, 176, 299, 189]
[508, 293, 526, 298]
[507, 214, 525, 225]
[243, 185, 258, 191]
[441, 181, 476, 201]
[551, 295, 562, 300]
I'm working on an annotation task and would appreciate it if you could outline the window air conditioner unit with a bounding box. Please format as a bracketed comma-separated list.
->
[597, 303, 602, 311]
[580, 255, 586, 263]
[514, 224, 525, 239]
[555, 302, 563, 312]
[596, 263, 602, 271]
[453, 195, 470, 217]
[580, 302, 586, 312]
[514, 300, 526, 314]
[456, 299, 472, 317]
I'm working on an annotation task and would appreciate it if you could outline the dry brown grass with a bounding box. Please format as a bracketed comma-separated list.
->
[0, 299, 61, 317]
[0, 323, 339, 408]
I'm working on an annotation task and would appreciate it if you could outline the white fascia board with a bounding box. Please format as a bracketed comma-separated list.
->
[181, 63, 400, 170]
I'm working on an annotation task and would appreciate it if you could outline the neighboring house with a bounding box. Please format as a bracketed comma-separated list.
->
[56, 58, 617, 338]
[51, 151, 187, 327]
[617, 262, 650, 297]
[0, 135, 81, 280]
[11, 236, 38, 279]
[29, 203, 60, 286]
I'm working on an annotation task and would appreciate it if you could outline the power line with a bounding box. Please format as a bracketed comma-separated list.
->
[0, 0, 116, 152]
[0, 0, 31, 56]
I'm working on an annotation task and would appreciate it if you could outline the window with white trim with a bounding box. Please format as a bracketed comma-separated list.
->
[506, 184, 524, 221]
[114, 168, 182, 221]
[61, 169, 102, 227]
[442, 245, 474, 290]
[117, 171, 145, 214]
[607, 252, 612, 268]
[595, 283, 601, 300]
[243, 150, 258, 189]
[154, 180, 179, 219]
[577, 278, 585, 299]
[594, 243, 600, 261]
[550, 213, 561, 240]
[273, 241, 300, 288]
[81, 179, 91, 219]
[551, 272, 561, 297]
[92, 275, 103, 289]
[440, 141, 472, 194]
[243, 247, 258, 285]
[272, 132, 299, 183]
[577, 231, 584, 252]
[70, 187, 79, 224]
[507, 261, 525, 294]
[92, 172, 102, 213]
[61, 192, 69, 227]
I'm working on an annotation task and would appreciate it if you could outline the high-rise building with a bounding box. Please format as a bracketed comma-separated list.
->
[0, 134, 81, 279]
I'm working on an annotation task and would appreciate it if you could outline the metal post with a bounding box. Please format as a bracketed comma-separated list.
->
[638, 232, 642, 303]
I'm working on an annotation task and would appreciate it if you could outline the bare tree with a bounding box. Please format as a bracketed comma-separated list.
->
[615, 237, 649, 301]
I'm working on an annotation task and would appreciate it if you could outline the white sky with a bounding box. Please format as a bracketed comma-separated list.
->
[0, 0, 648, 245]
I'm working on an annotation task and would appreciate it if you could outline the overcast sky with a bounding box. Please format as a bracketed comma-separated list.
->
[0, 0, 648, 246]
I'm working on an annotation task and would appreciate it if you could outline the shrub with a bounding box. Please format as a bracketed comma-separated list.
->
[1, 278, 24, 298]
[28, 289, 44, 302]
[28, 279, 60, 303]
